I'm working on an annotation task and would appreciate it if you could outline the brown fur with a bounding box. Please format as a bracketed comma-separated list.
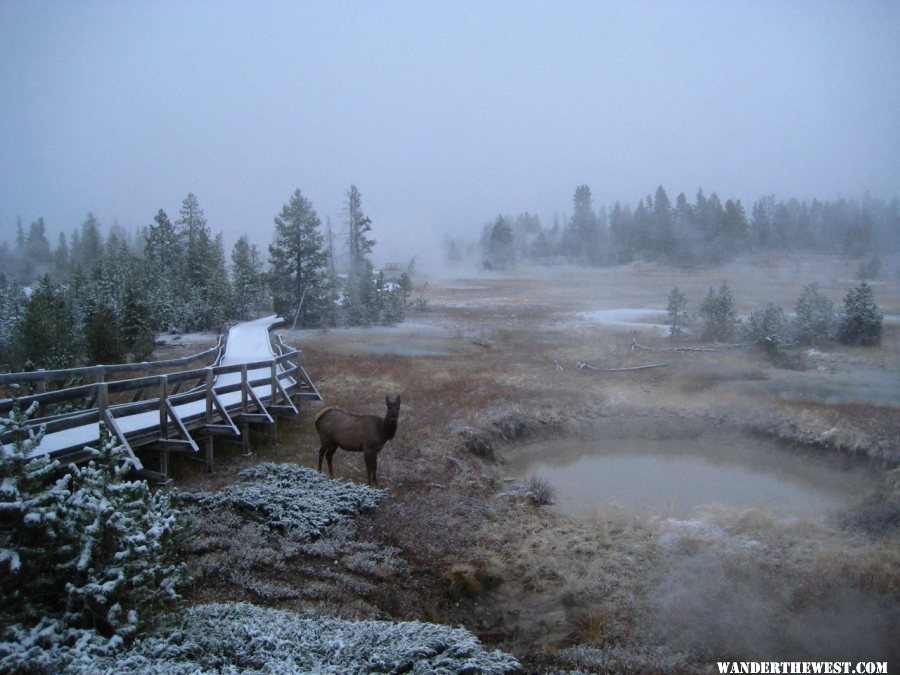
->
[315, 395, 401, 485]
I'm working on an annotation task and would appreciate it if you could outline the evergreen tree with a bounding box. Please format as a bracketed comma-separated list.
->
[484, 215, 515, 270]
[793, 283, 834, 345]
[344, 186, 378, 325]
[0, 275, 27, 368]
[652, 186, 676, 259]
[198, 233, 232, 331]
[0, 404, 187, 641]
[666, 286, 689, 338]
[121, 271, 155, 360]
[15, 276, 77, 370]
[231, 236, 266, 321]
[745, 302, 789, 347]
[53, 232, 71, 277]
[85, 305, 126, 364]
[269, 189, 330, 327]
[73, 213, 104, 269]
[25, 218, 52, 278]
[698, 283, 739, 342]
[345, 185, 375, 279]
[566, 185, 600, 262]
[837, 282, 883, 346]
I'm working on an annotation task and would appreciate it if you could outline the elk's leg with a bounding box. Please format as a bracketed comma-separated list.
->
[364, 449, 377, 486]
[317, 442, 328, 474]
[325, 445, 337, 478]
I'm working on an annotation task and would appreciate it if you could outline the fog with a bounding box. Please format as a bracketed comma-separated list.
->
[1, 1, 898, 259]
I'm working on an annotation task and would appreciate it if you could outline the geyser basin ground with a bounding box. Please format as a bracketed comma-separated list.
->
[507, 423, 875, 519]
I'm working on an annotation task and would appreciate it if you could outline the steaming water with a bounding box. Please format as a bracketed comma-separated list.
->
[509, 431, 873, 519]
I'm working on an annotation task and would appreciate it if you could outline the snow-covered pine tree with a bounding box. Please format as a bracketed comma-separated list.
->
[0, 274, 27, 367]
[1, 398, 187, 650]
[745, 302, 789, 347]
[793, 283, 834, 345]
[698, 282, 740, 342]
[837, 281, 883, 346]
[15, 275, 77, 370]
[231, 235, 266, 321]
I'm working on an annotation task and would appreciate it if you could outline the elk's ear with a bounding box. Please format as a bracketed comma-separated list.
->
[395, 395, 401, 405]
[385, 395, 390, 406]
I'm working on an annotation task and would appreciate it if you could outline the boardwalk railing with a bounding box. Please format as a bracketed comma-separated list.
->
[1, 333, 320, 483]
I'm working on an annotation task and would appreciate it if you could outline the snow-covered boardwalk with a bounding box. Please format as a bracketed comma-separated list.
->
[0, 316, 320, 482]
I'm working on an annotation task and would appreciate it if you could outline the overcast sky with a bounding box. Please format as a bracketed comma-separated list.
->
[1, 0, 898, 261]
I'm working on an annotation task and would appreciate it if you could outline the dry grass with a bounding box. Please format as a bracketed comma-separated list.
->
[178, 254, 899, 670]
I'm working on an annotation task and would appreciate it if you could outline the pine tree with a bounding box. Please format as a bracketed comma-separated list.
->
[837, 282, 883, 346]
[15, 276, 77, 369]
[793, 283, 834, 345]
[652, 186, 676, 259]
[566, 185, 600, 262]
[666, 286, 689, 338]
[143, 210, 181, 331]
[73, 213, 104, 269]
[121, 270, 155, 360]
[53, 232, 71, 277]
[698, 283, 739, 342]
[745, 302, 788, 347]
[344, 186, 378, 325]
[231, 236, 266, 321]
[25, 218, 52, 279]
[0, 402, 187, 641]
[0, 275, 27, 368]
[85, 305, 126, 364]
[484, 215, 515, 270]
[345, 185, 374, 279]
[269, 189, 330, 327]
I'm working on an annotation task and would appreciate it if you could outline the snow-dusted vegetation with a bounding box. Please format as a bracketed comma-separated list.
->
[84, 602, 521, 674]
[179, 462, 386, 539]
[1, 402, 187, 672]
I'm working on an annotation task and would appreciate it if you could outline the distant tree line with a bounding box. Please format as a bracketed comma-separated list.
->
[474, 185, 899, 269]
[0, 187, 410, 372]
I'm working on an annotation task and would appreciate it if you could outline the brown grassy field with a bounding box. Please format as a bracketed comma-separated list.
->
[175, 253, 899, 672]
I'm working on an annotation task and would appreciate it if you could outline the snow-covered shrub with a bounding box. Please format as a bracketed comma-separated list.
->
[744, 302, 789, 348]
[1, 400, 188, 671]
[89, 602, 522, 674]
[180, 462, 386, 541]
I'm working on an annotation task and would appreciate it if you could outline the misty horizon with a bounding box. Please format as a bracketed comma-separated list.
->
[2, 1, 899, 260]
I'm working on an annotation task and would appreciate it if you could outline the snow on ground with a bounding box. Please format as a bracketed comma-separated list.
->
[82, 603, 521, 674]
[575, 308, 669, 334]
[179, 463, 385, 540]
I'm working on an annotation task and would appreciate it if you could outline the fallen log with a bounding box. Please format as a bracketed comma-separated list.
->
[630, 339, 748, 353]
[577, 362, 668, 372]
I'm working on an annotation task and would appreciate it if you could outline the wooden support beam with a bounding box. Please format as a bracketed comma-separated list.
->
[162, 399, 199, 453]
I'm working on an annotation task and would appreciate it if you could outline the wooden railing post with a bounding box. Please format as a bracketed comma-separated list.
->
[204, 368, 215, 473]
[205, 368, 214, 421]
[269, 360, 278, 444]
[97, 382, 109, 413]
[240, 364, 250, 455]
[158, 375, 168, 439]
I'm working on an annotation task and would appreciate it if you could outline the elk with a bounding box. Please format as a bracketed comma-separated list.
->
[315, 395, 401, 485]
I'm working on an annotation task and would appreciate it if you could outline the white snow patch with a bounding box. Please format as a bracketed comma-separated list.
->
[576, 308, 669, 334]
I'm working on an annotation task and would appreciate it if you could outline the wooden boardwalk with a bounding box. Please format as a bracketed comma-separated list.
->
[0, 317, 321, 483]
